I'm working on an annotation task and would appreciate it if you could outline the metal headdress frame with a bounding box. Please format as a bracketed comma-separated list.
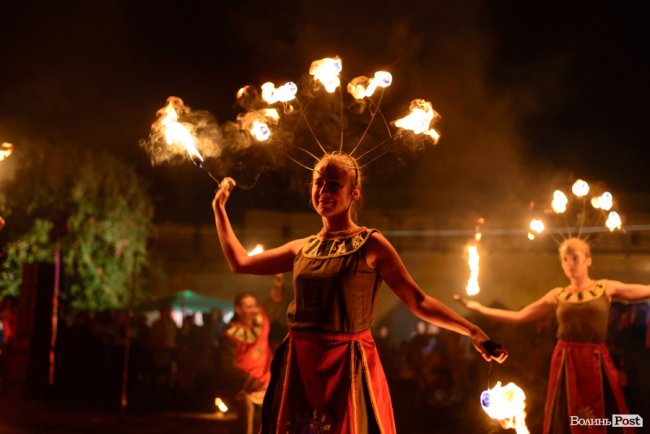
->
[527, 178, 623, 246]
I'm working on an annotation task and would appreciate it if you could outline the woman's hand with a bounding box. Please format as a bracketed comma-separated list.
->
[212, 177, 236, 212]
[453, 294, 482, 311]
[471, 327, 508, 364]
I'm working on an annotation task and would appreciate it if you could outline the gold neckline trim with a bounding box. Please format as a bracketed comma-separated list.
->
[557, 280, 606, 303]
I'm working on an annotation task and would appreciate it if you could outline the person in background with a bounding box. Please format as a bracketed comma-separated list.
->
[456, 237, 650, 434]
[220, 274, 284, 434]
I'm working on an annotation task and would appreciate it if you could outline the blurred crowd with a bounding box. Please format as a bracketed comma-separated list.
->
[0, 297, 647, 432]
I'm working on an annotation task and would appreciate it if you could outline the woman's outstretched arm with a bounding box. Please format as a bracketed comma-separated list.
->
[365, 232, 507, 363]
[606, 280, 650, 302]
[212, 178, 304, 275]
[454, 288, 557, 324]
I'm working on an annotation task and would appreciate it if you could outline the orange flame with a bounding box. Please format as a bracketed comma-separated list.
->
[528, 218, 545, 240]
[261, 81, 298, 104]
[0, 142, 13, 161]
[551, 190, 568, 214]
[214, 397, 229, 412]
[394, 99, 441, 143]
[605, 211, 622, 231]
[159, 99, 204, 163]
[237, 109, 279, 141]
[591, 192, 613, 211]
[347, 71, 392, 99]
[571, 179, 590, 197]
[247, 244, 264, 256]
[481, 381, 529, 434]
[466, 243, 480, 296]
[309, 57, 342, 93]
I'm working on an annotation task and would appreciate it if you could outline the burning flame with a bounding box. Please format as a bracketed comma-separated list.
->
[551, 190, 568, 214]
[466, 243, 480, 296]
[347, 71, 393, 99]
[309, 57, 343, 93]
[159, 99, 204, 163]
[606, 211, 622, 231]
[394, 99, 441, 143]
[0, 142, 13, 161]
[572, 179, 590, 197]
[248, 244, 264, 256]
[237, 109, 280, 141]
[591, 192, 613, 211]
[528, 218, 545, 240]
[480, 381, 529, 434]
[261, 81, 298, 104]
[214, 397, 228, 413]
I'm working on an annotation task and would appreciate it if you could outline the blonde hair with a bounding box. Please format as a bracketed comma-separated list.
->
[559, 237, 591, 258]
[314, 152, 362, 190]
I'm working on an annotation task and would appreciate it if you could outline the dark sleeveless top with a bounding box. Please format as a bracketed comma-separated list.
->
[555, 279, 610, 343]
[286, 227, 383, 334]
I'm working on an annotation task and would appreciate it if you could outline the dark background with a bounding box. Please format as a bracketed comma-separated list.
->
[1, 0, 648, 224]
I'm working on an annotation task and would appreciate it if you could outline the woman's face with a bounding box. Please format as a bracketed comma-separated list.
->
[559, 243, 592, 280]
[311, 160, 358, 218]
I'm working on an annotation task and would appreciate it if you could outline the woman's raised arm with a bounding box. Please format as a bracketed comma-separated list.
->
[212, 177, 304, 275]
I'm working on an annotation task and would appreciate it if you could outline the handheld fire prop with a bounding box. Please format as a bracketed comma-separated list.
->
[465, 218, 484, 296]
[528, 178, 623, 242]
[156, 97, 221, 184]
[481, 381, 529, 434]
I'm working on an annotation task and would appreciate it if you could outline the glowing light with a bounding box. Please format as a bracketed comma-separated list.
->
[347, 71, 392, 99]
[159, 99, 204, 163]
[572, 179, 589, 197]
[596, 192, 613, 211]
[394, 99, 441, 143]
[237, 109, 279, 141]
[481, 381, 529, 434]
[248, 244, 264, 256]
[529, 219, 545, 235]
[214, 397, 229, 412]
[605, 211, 622, 231]
[465, 244, 480, 296]
[261, 81, 298, 104]
[551, 190, 568, 214]
[0, 142, 13, 161]
[309, 57, 342, 93]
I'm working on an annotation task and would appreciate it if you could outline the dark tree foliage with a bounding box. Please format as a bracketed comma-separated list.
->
[0, 142, 154, 310]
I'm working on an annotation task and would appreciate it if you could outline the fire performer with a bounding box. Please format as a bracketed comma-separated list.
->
[456, 237, 650, 434]
[220, 274, 285, 434]
[212, 152, 507, 434]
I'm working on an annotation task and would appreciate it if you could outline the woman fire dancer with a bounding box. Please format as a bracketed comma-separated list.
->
[212, 152, 507, 434]
[456, 237, 649, 434]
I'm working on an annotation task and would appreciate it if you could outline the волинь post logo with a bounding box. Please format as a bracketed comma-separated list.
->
[570, 414, 643, 428]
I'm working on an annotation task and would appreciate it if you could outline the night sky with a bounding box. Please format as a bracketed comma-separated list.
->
[1, 0, 648, 224]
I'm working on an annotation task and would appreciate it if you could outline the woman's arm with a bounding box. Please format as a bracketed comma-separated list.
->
[456, 289, 557, 324]
[365, 233, 507, 363]
[212, 178, 304, 275]
[606, 280, 650, 302]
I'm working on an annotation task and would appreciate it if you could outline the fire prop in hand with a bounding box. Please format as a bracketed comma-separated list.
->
[481, 381, 529, 434]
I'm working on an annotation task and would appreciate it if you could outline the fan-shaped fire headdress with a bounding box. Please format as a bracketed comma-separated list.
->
[527, 178, 623, 244]
[141, 56, 441, 183]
